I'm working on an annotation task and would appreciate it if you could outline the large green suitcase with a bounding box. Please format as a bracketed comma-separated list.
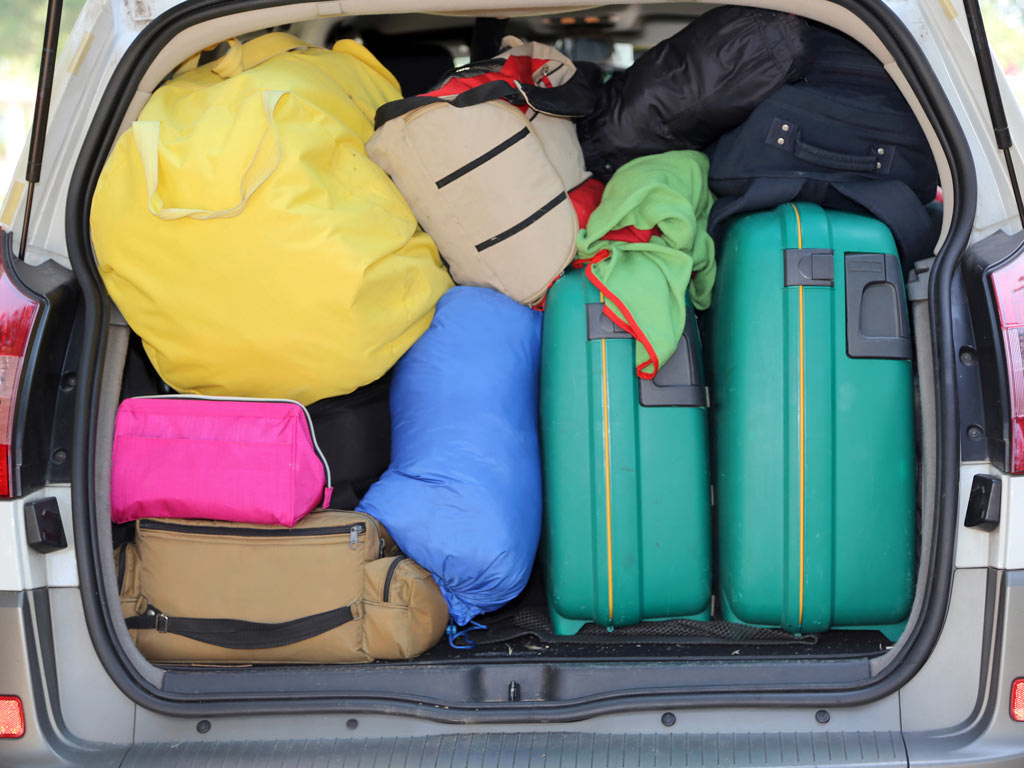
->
[540, 269, 712, 635]
[708, 203, 916, 641]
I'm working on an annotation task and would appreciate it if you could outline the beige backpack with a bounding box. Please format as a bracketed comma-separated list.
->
[367, 37, 596, 306]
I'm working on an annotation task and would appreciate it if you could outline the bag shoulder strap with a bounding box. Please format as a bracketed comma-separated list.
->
[211, 33, 312, 79]
[707, 175, 936, 267]
[132, 89, 286, 221]
[374, 70, 595, 129]
[832, 179, 937, 266]
[125, 603, 355, 649]
[172, 33, 313, 80]
[375, 80, 519, 127]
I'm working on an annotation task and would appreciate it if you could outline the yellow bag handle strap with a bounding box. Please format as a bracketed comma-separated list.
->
[170, 33, 312, 80]
[211, 33, 312, 79]
[132, 89, 287, 221]
[173, 50, 203, 76]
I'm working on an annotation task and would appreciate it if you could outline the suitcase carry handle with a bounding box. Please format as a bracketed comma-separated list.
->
[844, 251, 912, 360]
[585, 303, 707, 407]
[792, 137, 882, 173]
[125, 603, 355, 649]
[132, 88, 285, 221]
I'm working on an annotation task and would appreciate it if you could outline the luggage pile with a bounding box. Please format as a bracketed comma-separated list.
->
[541, 9, 923, 640]
[111, 395, 449, 664]
[94, 33, 454, 664]
[91, 5, 933, 666]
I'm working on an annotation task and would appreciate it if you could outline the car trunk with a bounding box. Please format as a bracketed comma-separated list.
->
[64, 0, 968, 721]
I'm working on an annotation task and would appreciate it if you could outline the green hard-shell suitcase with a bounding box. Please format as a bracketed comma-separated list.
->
[540, 269, 712, 635]
[708, 202, 916, 641]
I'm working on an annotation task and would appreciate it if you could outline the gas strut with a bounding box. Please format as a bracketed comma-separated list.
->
[963, 0, 1024, 228]
[18, 0, 64, 261]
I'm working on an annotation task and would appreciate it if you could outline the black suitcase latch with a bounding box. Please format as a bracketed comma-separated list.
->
[784, 248, 834, 287]
[586, 303, 634, 340]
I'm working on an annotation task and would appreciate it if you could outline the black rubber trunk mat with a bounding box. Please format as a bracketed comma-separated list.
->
[465, 605, 818, 647]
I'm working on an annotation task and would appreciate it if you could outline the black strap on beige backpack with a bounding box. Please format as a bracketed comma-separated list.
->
[374, 73, 596, 129]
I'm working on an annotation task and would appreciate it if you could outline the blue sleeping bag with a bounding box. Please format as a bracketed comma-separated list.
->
[357, 287, 543, 625]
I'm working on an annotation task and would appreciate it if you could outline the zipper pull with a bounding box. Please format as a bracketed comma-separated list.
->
[350, 525, 363, 550]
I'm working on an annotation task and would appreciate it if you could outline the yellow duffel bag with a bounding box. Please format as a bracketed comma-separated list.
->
[91, 33, 451, 404]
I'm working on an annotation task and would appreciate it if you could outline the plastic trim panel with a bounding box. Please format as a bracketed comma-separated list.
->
[121, 730, 907, 767]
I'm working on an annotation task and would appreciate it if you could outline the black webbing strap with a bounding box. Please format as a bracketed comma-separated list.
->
[831, 179, 937, 266]
[125, 604, 355, 649]
[707, 175, 935, 268]
[374, 73, 596, 129]
[375, 80, 523, 128]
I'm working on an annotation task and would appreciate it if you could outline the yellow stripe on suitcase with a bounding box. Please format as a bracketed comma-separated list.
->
[601, 334, 614, 623]
[790, 203, 806, 629]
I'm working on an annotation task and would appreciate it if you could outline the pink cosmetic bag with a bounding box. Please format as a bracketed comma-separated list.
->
[111, 397, 332, 526]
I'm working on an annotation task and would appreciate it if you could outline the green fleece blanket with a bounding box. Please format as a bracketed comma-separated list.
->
[576, 150, 716, 378]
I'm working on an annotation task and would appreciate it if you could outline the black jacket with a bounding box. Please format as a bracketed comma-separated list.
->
[576, 6, 808, 182]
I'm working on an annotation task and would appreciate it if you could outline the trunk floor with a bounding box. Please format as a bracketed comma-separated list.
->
[150, 572, 895, 670]
[412, 573, 895, 663]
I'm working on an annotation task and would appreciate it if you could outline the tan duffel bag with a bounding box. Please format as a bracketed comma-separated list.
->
[116, 510, 448, 664]
[367, 37, 596, 306]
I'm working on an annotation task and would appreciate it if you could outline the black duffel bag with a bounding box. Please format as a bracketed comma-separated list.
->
[307, 375, 391, 510]
[707, 26, 940, 268]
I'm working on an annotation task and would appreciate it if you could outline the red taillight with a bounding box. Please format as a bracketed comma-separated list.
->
[990, 257, 1024, 472]
[1012, 678, 1024, 721]
[0, 244, 38, 498]
[0, 696, 25, 738]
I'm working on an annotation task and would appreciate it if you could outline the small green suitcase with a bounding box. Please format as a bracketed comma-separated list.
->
[540, 269, 712, 635]
[708, 203, 916, 641]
